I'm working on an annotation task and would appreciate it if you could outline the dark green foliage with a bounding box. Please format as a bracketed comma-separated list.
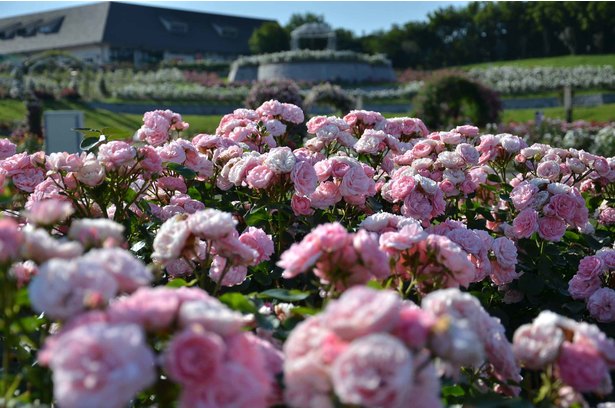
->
[413, 74, 502, 128]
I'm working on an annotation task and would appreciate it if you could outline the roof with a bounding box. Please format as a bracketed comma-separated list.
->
[0, 2, 274, 55]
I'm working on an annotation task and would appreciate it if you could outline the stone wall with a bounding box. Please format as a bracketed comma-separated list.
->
[228, 60, 395, 83]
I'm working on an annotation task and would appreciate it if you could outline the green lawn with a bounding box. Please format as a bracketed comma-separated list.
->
[0, 100, 222, 137]
[1, 98, 614, 140]
[502, 103, 615, 123]
[460, 54, 615, 69]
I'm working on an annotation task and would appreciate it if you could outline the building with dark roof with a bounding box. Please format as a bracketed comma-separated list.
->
[0, 2, 273, 64]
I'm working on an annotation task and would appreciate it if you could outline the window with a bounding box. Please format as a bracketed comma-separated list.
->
[0, 23, 22, 40]
[110, 47, 135, 63]
[17, 20, 43, 37]
[159, 16, 188, 34]
[211, 23, 238, 38]
[38, 16, 64, 35]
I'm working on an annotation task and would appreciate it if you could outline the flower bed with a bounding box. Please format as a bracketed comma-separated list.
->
[0, 102, 614, 407]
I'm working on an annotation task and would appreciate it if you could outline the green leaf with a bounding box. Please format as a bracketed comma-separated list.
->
[219, 293, 257, 313]
[487, 174, 501, 183]
[244, 207, 269, 226]
[101, 127, 127, 140]
[258, 289, 310, 302]
[167, 278, 189, 288]
[441, 385, 465, 397]
[80, 136, 102, 151]
[124, 187, 138, 203]
[292, 306, 319, 316]
[187, 186, 202, 201]
[165, 162, 197, 180]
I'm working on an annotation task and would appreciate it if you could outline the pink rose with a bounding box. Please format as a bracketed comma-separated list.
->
[208, 256, 248, 286]
[309, 181, 342, 209]
[513, 323, 564, 369]
[510, 182, 538, 211]
[29, 258, 118, 320]
[12, 166, 45, 192]
[547, 193, 578, 222]
[239, 227, 274, 263]
[0, 138, 17, 160]
[512, 208, 539, 239]
[339, 165, 374, 198]
[568, 275, 602, 300]
[97, 141, 136, 170]
[0, 217, 23, 263]
[323, 287, 401, 340]
[76, 154, 105, 186]
[82, 248, 152, 293]
[187, 209, 236, 240]
[152, 214, 191, 263]
[537, 216, 567, 242]
[492, 237, 517, 268]
[291, 194, 314, 216]
[587, 288, 615, 323]
[392, 305, 435, 349]
[332, 333, 413, 408]
[26, 199, 74, 226]
[163, 326, 225, 386]
[556, 341, 609, 392]
[291, 160, 318, 196]
[246, 165, 275, 189]
[577, 256, 604, 279]
[46, 322, 156, 408]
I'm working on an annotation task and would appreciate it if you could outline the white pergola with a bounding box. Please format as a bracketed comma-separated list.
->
[290, 23, 336, 51]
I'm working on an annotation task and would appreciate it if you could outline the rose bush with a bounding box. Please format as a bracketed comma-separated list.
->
[0, 100, 614, 407]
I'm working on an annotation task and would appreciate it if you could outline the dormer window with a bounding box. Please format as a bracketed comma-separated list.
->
[0, 23, 22, 40]
[212, 23, 238, 38]
[38, 16, 64, 35]
[159, 16, 188, 34]
[17, 20, 43, 37]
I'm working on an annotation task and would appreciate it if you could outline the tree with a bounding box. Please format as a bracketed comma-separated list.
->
[285, 13, 325, 32]
[248, 22, 290, 55]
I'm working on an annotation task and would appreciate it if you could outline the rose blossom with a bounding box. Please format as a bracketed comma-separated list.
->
[537, 216, 567, 242]
[556, 341, 610, 393]
[323, 286, 401, 340]
[81, 248, 152, 292]
[492, 237, 517, 268]
[97, 141, 136, 170]
[163, 326, 226, 386]
[26, 199, 74, 226]
[76, 154, 105, 186]
[513, 323, 564, 369]
[512, 208, 539, 239]
[291, 160, 318, 196]
[0, 217, 23, 263]
[291, 194, 314, 216]
[246, 165, 275, 189]
[587, 288, 615, 323]
[510, 182, 538, 211]
[331, 333, 413, 408]
[188, 209, 237, 240]
[29, 258, 118, 320]
[152, 214, 191, 263]
[0, 138, 17, 160]
[68, 218, 125, 247]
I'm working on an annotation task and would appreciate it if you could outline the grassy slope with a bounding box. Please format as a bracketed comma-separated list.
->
[0, 100, 222, 137]
[460, 54, 615, 69]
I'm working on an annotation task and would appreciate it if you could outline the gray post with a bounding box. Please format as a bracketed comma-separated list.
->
[563, 85, 573, 123]
[44, 111, 84, 154]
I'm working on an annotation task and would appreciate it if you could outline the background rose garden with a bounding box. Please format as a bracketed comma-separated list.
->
[0, 100, 614, 407]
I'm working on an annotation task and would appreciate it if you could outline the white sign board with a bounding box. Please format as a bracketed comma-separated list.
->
[44, 111, 84, 154]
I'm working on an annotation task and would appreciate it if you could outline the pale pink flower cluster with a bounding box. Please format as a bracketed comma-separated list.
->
[278, 222, 390, 290]
[0, 217, 23, 263]
[25, 198, 74, 226]
[354, 129, 402, 156]
[597, 201, 615, 225]
[151, 192, 206, 221]
[28, 247, 152, 319]
[510, 179, 589, 241]
[383, 117, 429, 142]
[425, 219, 519, 285]
[137, 109, 189, 146]
[422, 289, 522, 395]
[516, 145, 615, 187]
[283, 286, 441, 408]
[0, 138, 17, 160]
[381, 170, 446, 224]
[152, 209, 272, 287]
[305, 115, 356, 149]
[39, 286, 279, 408]
[155, 138, 214, 179]
[476, 133, 526, 164]
[568, 248, 615, 322]
[379, 223, 476, 289]
[256, 99, 304, 124]
[343, 110, 386, 136]
[97, 141, 137, 170]
[0, 152, 45, 192]
[68, 218, 125, 247]
[308, 155, 376, 208]
[513, 311, 615, 395]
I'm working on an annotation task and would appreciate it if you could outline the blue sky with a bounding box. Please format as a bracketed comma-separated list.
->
[0, 1, 469, 35]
